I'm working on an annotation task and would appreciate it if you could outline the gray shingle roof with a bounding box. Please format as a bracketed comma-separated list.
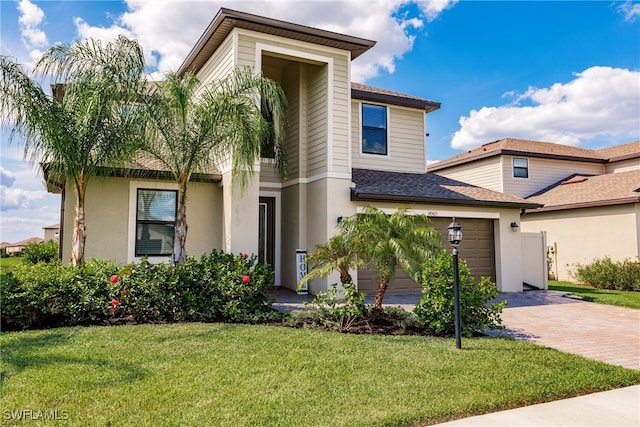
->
[351, 169, 541, 209]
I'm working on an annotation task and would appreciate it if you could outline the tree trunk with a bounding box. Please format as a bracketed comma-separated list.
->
[373, 277, 389, 309]
[339, 268, 353, 285]
[71, 180, 87, 267]
[173, 179, 188, 265]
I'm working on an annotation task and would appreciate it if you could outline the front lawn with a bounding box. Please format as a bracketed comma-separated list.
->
[0, 256, 22, 271]
[549, 281, 640, 309]
[2, 323, 638, 426]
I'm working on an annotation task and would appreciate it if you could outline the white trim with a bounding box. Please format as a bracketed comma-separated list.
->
[232, 31, 239, 65]
[260, 171, 353, 189]
[512, 156, 530, 179]
[259, 190, 282, 286]
[128, 180, 178, 264]
[359, 101, 391, 159]
[347, 61, 352, 174]
[423, 112, 428, 173]
[240, 28, 351, 60]
[356, 206, 501, 220]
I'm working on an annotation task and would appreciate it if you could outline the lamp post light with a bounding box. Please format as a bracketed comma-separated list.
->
[447, 217, 463, 349]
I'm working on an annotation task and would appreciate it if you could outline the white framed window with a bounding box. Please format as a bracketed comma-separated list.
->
[362, 103, 388, 155]
[128, 181, 179, 262]
[135, 189, 177, 257]
[513, 157, 529, 178]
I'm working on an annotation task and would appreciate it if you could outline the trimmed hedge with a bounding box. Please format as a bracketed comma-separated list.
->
[0, 250, 282, 330]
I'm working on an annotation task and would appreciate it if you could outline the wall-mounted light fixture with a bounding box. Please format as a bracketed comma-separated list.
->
[511, 222, 519, 232]
[337, 216, 343, 224]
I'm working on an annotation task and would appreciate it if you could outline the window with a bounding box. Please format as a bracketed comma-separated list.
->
[513, 158, 529, 178]
[135, 189, 177, 256]
[362, 103, 387, 155]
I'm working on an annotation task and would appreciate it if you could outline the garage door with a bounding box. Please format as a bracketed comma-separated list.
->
[357, 217, 495, 295]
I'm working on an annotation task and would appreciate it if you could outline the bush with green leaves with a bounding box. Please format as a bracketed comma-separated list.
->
[414, 251, 505, 337]
[0, 250, 280, 330]
[573, 257, 640, 291]
[290, 282, 368, 332]
[21, 240, 59, 265]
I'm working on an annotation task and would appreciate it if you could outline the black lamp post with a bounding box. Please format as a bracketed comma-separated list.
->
[447, 217, 463, 349]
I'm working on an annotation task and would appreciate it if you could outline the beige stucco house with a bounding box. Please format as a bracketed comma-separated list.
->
[48, 8, 542, 294]
[429, 138, 640, 281]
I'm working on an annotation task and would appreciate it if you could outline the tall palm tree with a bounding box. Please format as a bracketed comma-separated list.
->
[142, 67, 288, 265]
[0, 36, 146, 266]
[341, 206, 442, 309]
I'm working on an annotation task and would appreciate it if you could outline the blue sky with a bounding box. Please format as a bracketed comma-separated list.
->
[1, 0, 639, 243]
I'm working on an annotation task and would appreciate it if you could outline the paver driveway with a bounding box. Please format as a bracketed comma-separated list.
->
[484, 290, 640, 370]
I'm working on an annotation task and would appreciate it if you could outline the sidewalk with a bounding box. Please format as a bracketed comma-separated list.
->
[435, 385, 640, 426]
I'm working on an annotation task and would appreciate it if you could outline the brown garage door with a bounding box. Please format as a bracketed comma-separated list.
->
[357, 217, 495, 296]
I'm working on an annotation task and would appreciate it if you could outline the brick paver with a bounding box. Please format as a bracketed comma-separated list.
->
[485, 291, 640, 370]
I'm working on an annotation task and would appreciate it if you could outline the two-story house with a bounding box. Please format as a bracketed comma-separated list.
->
[48, 8, 542, 294]
[429, 138, 640, 281]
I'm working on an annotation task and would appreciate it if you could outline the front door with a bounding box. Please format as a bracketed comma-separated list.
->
[258, 197, 275, 268]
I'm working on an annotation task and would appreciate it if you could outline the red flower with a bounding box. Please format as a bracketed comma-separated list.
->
[204, 282, 210, 288]
[122, 289, 129, 295]
[111, 299, 120, 306]
[123, 269, 132, 276]
[110, 275, 119, 283]
[109, 307, 117, 313]
[243, 253, 249, 258]
[242, 275, 250, 284]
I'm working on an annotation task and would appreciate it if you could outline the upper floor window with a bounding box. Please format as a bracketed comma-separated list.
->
[136, 189, 177, 257]
[362, 103, 387, 155]
[513, 158, 529, 178]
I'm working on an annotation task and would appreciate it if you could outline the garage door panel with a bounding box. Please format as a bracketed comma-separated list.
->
[357, 217, 495, 295]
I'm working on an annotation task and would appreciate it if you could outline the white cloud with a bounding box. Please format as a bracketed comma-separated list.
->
[0, 167, 16, 188]
[0, 185, 49, 211]
[71, 0, 457, 82]
[617, 0, 640, 22]
[451, 66, 640, 150]
[17, 0, 48, 51]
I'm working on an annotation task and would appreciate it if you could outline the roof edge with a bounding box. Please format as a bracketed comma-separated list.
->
[351, 88, 440, 112]
[351, 189, 543, 210]
[525, 197, 640, 213]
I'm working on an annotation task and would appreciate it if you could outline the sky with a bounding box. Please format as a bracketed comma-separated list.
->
[1, 0, 639, 243]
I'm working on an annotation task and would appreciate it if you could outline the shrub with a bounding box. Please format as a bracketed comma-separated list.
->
[414, 251, 505, 337]
[291, 283, 369, 332]
[1, 250, 280, 330]
[573, 257, 640, 291]
[22, 240, 59, 265]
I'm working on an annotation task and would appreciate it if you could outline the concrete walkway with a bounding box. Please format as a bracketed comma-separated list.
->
[270, 288, 640, 426]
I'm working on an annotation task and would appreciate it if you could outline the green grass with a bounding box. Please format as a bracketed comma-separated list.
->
[0, 256, 22, 271]
[549, 281, 640, 309]
[2, 323, 638, 426]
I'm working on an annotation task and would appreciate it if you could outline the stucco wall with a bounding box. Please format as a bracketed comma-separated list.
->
[61, 177, 222, 265]
[522, 204, 639, 281]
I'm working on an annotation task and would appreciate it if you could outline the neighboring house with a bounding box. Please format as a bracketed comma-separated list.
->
[429, 138, 640, 281]
[46, 8, 541, 294]
[4, 237, 44, 256]
[43, 223, 60, 242]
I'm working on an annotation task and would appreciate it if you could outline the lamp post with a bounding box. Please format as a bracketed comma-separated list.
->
[447, 217, 463, 349]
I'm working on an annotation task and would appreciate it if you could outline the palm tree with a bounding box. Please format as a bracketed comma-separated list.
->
[300, 232, 364, 286]
[341, 206, 442, 309]
[142, 67, 288, 264]
[0, 36, 146, 266]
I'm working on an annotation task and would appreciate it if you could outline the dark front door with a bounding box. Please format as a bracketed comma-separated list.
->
[258, 197, 275, 267]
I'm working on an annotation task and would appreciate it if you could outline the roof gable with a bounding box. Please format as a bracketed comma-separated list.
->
[351, 82, 440, 112]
